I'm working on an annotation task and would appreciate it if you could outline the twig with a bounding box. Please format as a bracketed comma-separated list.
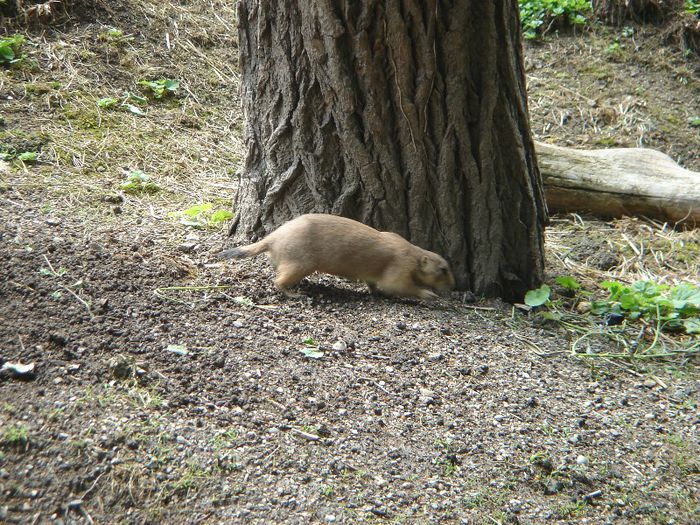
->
[622, 459, 644, 478]
[266, 398, 287, 411]
[61, 285, 94, 319]
[81, 470, 106, 499]
[290, 428, 320, 441]
[42, 254, 59, 275]
[358, 377, 394, 397]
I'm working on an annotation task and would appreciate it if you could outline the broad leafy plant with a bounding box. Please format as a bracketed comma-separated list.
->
[519, 0, 592, 39]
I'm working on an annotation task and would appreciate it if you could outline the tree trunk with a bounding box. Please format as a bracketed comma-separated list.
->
[232, 1, 546, 301]
[537, 142, 700, 225]
[592, 0, 684, 25]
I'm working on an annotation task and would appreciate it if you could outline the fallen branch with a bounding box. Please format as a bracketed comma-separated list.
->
[536, 141, 700, 225]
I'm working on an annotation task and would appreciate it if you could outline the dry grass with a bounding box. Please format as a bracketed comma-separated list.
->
[547, 214, 700, 288]
[2, 0, 244, 266]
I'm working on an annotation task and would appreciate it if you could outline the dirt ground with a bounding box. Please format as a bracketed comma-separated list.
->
[1, 2, 699, 524]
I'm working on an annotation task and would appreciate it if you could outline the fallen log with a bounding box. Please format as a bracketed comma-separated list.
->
[536, 141, 700, 225]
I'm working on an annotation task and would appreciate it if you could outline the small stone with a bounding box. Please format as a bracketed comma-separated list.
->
[576, 301, 592, 314]
[427, 353, 443, 362]
[177, 242, 198, 253]
[108, 357, 133, 379]
[576, 455, 589, 466]
[419, 388, 435, 397]
[478, 365, 489, 375]
[175, 435, 187, 444]
[67, 499, 83, 510]
[643, 379, 656, 389]
[509, 499, 523, 513]
[395, 322, 407, 330]
[324, 515, 336, 523]
[232, 320, 245, 328]
[332, 341, 347, 352]
[46, 217, 62, 226]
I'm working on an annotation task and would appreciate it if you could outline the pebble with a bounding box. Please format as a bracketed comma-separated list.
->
[427, 353, 443, 361]
[509, 499, 523, 513]
[177, 242, 198, 253]
[568, 434, 581, 444]
[46, 217, 62, 226]
[643, 379, 657, 389]
[576, 455, 589, 466]
[332, 341, 347, 352]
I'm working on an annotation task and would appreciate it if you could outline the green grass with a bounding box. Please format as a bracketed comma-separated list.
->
[1, 423, 29, 449]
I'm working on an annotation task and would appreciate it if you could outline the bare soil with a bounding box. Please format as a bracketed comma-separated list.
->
[1, 2, 698, 524]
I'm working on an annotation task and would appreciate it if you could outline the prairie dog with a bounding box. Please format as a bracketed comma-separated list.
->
[218, 214, 455, 299]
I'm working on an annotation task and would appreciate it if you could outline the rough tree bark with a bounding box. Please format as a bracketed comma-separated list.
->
[231, 1, 546, 300]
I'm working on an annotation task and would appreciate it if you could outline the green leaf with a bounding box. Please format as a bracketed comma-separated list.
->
[97, 97, 118, 108]
[689, 117, 700, 128]
[302, 337, 317, 346]
[183, 203, 213, 217]
[125, 104, 145, 116]
[0, 46, 14, 62]
[539, 311, 562, 321]
[619, 293, 640, 311]
[524, 284, 550, 307]
[164, 79, 179, 91]
[120, 170, 160, 194]
[601, 280, 625, 295]
[127, 93, 148, 105]
[18, 151, 37, 163]
[670, 283, 700, 308]
[210, 209, 234, 224]
[299, 347, 324, 359]
[683, 318, 700, 334]
[555, 275, 581, 291]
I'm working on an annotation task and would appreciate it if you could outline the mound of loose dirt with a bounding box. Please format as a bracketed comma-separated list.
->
[1, 2, 698, 524]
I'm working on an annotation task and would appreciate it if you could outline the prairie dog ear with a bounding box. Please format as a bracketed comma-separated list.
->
[420, 254, 430, 269]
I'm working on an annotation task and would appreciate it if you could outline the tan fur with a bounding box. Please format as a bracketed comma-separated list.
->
[218, 214, 455, 299]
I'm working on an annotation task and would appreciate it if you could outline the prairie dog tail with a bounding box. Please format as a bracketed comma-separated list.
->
[217, 239, 268, 260]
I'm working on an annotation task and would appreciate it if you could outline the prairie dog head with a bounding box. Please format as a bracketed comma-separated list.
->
[415, 252, 455, 292]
